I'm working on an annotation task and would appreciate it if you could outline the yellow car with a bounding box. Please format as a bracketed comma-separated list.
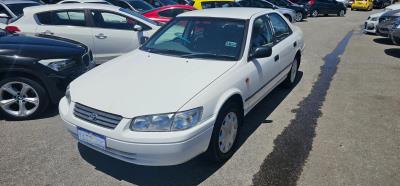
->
[351, 0, 373, 11]
[192, 0, 236, 10]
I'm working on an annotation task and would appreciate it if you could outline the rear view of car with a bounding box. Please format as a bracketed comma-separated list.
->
[351, 0, 373, 11]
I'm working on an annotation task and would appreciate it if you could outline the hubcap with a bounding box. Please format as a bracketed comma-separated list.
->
[290, 60, 298, 83]
[296, 12, 303, 22]
[313, 10, 318, 17]
[218, 112, 238, 153]
[0, 82, 39, 117]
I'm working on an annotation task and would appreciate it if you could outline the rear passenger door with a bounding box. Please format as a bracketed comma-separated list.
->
[268, 13, 295, 73]
[35, 10, 94, 52]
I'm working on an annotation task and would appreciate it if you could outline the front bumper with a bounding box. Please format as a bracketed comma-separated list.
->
[59, 98, 215, 166]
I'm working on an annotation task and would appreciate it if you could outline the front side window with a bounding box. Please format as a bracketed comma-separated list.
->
[269, 13, 291, 41]
[37, 10, 86, 26]
[250, 16, 273, 50]
[141, 17, 246, 61]
[91, 10, 150, 30]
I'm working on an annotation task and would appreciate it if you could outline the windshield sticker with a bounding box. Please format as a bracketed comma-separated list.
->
[225, 41, 237, 48]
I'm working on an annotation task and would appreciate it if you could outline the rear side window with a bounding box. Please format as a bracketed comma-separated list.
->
[91, 10, 151, 30]
[36, 10, 86, 26]
[269, 13, 292, 41]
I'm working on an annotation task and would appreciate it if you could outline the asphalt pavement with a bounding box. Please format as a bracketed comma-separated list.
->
[1, 9, 399, 186]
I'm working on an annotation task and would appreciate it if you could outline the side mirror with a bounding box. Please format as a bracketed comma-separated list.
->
[140, 36, 149, 45]
[249, 46, 272, 60]
[0, 13, 9, 18]
[133, 25, 143, 32]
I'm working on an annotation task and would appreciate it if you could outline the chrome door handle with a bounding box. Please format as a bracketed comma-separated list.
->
[41, 30, 54, 35]
[95, 33, 107, 39]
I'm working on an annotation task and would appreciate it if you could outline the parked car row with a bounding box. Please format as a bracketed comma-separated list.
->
[364, 3, 400, 45]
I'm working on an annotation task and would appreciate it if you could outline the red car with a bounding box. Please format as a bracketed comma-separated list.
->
[142, 5, 196, 23]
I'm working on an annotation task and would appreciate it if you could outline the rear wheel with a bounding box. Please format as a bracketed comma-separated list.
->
[311, 9, 319, 17]
[206, 101, 243, 163]
[295, 12, 303, 22]
[282, 58, 299, 88]
[338, 10, 345, 16]
[0, 77, 48, 120]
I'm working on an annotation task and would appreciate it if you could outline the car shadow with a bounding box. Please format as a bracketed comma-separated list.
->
[78, 72, 303, 186]
[384, 48, 400, 58]
[373, 37, 394, 45]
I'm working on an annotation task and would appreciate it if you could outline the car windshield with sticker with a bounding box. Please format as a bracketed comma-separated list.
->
[141, 17, 246, 61]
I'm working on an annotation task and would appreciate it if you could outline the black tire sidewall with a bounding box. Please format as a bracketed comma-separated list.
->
[207, 102, 243, 163]
[0, 77, 48, 120]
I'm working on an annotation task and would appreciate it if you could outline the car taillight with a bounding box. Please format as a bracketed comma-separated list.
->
[308, 0, 315, 6]
[5, 26, 20, 33]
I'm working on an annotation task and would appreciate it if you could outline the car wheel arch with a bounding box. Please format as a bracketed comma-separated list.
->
[213, 91, 244, 121]
[0, 70, 50, 101]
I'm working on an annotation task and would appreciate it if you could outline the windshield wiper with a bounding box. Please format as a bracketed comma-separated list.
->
[145, 48, 190, 56]
[181, 52, 236, 60]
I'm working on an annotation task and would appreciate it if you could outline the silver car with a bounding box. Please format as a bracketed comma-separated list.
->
[238, 0, 297, 23]
[0, 0, 41, 24]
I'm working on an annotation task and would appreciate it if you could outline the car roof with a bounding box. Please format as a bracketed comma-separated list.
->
[0, 0, 39, 5]
[178, 7, 274, 19]
[23, 3, 120, 13]
[194, 0, 234, 2]
[59, 0, 108, 2]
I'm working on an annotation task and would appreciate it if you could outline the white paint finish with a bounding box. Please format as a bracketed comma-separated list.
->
[59, 8, 304, 166]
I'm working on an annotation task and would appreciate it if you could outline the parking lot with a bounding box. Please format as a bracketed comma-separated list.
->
[1, 8, 400, 186]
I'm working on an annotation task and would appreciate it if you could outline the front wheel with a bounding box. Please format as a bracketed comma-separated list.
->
[206, 101, 243, 163]
[391, 34, 400, 45]
[0, 77, 48, 120]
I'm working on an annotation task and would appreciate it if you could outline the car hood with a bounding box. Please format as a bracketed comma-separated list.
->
[0, 34, 85, 59]
[370, 12, 385, 18]
[70, 50, 235, 118]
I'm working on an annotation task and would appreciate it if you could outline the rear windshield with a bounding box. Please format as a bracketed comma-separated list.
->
[7, 3, 40, 16]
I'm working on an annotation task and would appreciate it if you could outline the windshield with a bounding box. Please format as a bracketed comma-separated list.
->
[119, 8, 160, 26]
[7, 3, 40, 16]
[128, 1, 154, 13]
[160, 0, 177, 5]
[141, 17, 246, 61]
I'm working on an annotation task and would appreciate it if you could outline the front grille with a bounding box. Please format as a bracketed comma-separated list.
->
[74, 103, 122, 129]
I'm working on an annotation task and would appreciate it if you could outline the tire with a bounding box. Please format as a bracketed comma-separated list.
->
[206, 101, 243, 163]
[295, 12, 303, 22]
[0, 77, 48, 120]
[338, 10, 345, 17]
[284, 14, 292, 23]
[311, 9, 319, 17]
[391, 34, 400, 45]
[282, 58, 299, 88]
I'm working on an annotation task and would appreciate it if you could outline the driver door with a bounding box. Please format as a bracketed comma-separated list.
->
[244, 15, 280, 107]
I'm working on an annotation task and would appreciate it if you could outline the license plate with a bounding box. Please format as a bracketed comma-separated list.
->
[77, 127, 106, 150]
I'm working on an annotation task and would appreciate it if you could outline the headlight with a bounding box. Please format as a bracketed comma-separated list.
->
[65, 85, 71, 104]
[39, 59, 76, 71]
[130, 107, 203, 132]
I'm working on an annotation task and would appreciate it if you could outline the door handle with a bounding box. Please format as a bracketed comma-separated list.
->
[293, 41, 297, 47]
[274, 55, 280, 62]
[41, 30, 54, 35]
[95, 33, 107, 39]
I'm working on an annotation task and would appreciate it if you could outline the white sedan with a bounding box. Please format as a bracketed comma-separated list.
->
[6, 4, 159, 63]
[59, 8, 305, 166]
